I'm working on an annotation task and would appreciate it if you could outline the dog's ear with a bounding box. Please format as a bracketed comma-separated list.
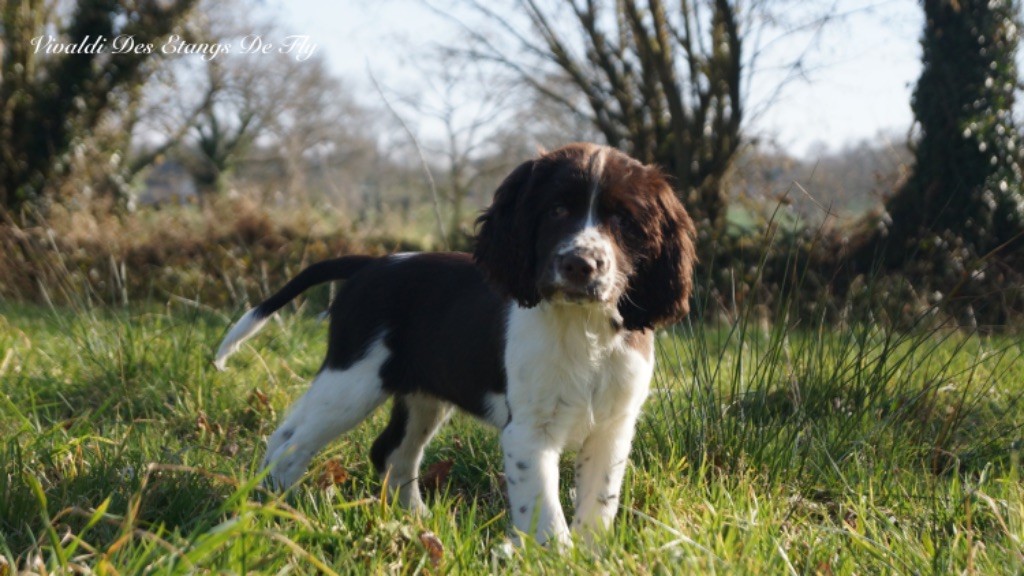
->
[618, 170, 697, 330]
[473, 159, 542, 307]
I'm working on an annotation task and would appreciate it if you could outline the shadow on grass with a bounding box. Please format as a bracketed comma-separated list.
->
[0, 440, 239, 557]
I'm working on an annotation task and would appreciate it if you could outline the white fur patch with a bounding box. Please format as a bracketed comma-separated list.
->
[262, 335, 391, 489]
[483, 392, 511, 428]
[214, 308, 269, 370]
[389, 252, 417, 262]
[585, 148, 608, 227]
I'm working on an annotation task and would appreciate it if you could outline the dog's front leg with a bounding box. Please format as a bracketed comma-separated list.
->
[571, 413, 638, 541]
[501, 420, 570, 546]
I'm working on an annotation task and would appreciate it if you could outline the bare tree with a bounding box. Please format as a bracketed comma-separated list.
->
[392, 56, 523, 244]
[53, 0, 246, 200]
[185, 57, 267, 192]
[160, 4, 370, 200]
[437, 0, 745, 233]
[162, 0, 281, 193]
[263, 54, 367, 203]
[432, 0, 850, 240]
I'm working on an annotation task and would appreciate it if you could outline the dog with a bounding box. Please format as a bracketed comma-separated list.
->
[214, 143, 696, 546]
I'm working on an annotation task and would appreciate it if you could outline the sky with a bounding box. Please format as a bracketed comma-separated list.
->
[270, 0, 926, 158]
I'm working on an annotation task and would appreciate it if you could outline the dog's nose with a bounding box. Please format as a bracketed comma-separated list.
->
[559, 253, 602, 285]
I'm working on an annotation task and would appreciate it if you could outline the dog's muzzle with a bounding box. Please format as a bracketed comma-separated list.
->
[543, 245, 617, 303]
[559, 249, 604, 286]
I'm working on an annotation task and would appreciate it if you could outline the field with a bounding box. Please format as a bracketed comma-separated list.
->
[2, 297, 1024, 574]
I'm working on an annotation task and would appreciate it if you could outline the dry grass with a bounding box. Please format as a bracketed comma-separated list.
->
[0, 195, 425, 309]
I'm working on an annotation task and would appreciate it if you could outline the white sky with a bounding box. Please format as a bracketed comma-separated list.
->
[271, 0, 925, 158]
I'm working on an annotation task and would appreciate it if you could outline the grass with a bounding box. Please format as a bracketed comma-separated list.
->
[2, 295, 1024, 574]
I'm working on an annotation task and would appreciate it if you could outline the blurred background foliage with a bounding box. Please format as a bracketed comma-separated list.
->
[0, 0, 1021, 327]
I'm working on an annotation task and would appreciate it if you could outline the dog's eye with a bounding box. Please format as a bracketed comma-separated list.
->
[550, 205, 569, 219]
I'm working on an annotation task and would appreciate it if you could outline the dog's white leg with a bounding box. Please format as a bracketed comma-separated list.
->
[372, 394, 452, 515]
[502, 420, 571, 547]
[570, 414, 638, 541]
[262, 338, 390, 489]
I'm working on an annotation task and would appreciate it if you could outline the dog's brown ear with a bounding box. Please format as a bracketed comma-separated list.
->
[473, 159, 542, 307]
[618, 170, 697, 330]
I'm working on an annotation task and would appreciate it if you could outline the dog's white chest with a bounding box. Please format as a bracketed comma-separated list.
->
[502, 304, 654, 446]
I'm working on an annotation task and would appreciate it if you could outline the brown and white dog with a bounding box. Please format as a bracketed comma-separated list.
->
[214, 143, 696, 545]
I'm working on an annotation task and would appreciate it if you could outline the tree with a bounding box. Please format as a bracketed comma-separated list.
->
[263, 53, 365, 203]
[0, 0, 199, 213]
[448, 0, 744, 235]
[185, 57, 266, 192]
[159, 0, 279, 194]
[390, 55, 523, 244]
[868, 0, 1023, 278]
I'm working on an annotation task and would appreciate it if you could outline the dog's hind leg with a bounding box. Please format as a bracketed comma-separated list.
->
[371, 393, 452, 515]
[262, 338, 391, 490]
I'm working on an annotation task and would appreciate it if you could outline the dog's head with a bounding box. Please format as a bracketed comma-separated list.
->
[473, 143, 696, 330]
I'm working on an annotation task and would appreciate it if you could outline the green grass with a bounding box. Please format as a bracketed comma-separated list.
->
[2, 300, 1024, 574]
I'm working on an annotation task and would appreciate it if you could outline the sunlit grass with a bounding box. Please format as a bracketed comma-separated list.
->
[1, 299, 1023, 573]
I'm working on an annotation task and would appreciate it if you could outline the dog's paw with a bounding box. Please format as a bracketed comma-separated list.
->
[259, 456, 301, 493]
[404, 498, 431, 518]
[491, 539, 517, 561]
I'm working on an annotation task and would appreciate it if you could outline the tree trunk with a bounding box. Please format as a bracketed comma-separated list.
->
[857, 0, 1023, 276]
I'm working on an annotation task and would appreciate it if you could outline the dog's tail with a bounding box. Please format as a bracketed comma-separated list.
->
[214, 255, 376, 370]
